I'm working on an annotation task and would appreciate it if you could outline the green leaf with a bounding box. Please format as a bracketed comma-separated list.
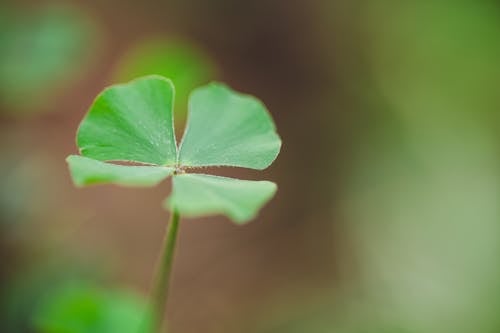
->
[67, 155, 174, 187]
[77, 75, 177, 166]
[178, 83, 281, 170]
[166, 173, 277, 224]
[33, 283, 153, 333]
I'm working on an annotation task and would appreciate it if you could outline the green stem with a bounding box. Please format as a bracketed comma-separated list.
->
[151, 209, 180, 333]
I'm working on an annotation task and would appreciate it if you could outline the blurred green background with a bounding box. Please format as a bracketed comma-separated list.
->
[1, 1, 500, 332]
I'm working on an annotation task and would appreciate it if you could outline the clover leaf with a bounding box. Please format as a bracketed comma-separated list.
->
[66, 75, 281, 223]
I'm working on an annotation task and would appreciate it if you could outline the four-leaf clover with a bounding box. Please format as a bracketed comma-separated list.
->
[66, 75, 281, 224]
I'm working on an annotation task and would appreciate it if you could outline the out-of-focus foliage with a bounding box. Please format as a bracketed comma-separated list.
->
[33, 282, 152, 333]
[113, 38, 216, 121]
[1, 260, 97, 333]
[0, 4, 97, 114]
[340, 1, 500, 333]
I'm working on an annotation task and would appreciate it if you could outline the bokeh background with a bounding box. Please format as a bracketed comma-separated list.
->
[1, 1, 500, 332]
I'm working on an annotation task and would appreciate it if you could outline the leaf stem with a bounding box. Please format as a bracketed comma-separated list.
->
[151, 209, 180, 333]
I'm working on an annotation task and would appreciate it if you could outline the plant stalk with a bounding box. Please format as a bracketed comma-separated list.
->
[151, 209, 180, 333]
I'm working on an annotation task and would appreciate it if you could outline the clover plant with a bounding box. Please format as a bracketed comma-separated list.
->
[66, 75, 281, 332]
